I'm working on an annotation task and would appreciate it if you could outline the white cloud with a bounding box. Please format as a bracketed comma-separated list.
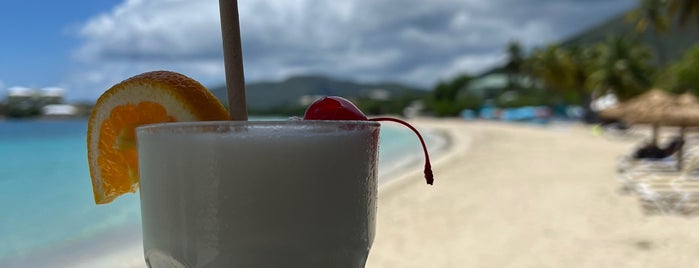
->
[69, 0, 637, 100]
[76, 0, 221, 61]
[65, 60, 225, 101]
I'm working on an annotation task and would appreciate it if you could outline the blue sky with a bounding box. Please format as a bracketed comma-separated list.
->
[0, 1, 120, 99]
[0, 0, 636, 102]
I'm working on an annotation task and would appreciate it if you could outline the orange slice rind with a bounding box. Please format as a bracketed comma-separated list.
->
[87, 70, 230, 204]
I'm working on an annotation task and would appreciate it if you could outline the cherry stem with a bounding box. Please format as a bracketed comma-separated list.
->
[369, 117, 434, 185]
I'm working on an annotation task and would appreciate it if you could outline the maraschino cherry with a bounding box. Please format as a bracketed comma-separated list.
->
[304, 96, 434, 185]
[303, 96, 368, 120]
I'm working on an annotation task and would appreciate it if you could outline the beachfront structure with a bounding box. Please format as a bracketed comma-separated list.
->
[42, 104, 79, 117]
[463, 70, 539, 100]
[466, 73, 508, 98]
[5, 86, 68, 117]
[7, 86, 64, 106]
[365, 89, 391, 101]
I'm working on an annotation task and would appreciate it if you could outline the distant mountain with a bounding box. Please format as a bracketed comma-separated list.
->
[560, 10, 699, 65]
[209, 75, 427, 109]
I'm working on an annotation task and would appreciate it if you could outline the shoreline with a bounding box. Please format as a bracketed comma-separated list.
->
[378, 126, 452, 185]
[379, 118, 467, 192]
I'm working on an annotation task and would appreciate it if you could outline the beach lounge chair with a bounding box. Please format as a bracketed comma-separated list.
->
[635, 181, 699, 216]
[616, 141, 699, 192]
[628, 154, 699, 216]
[617, 161, 684, 193]
[616, 136, 698, 174]
[621, 153, 699, 191]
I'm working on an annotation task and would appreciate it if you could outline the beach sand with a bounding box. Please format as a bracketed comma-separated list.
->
[50, 119, 699, 267]
[367, 119, 699, 268]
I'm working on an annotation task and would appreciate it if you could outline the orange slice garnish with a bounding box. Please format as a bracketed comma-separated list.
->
[87, 70, 230, 204]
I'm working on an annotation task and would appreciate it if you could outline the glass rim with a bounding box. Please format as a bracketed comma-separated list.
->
[136, 120, 381, 133]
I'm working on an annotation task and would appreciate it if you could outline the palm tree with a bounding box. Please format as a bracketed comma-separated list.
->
[504, 40, 525, 91]
[527, 45, 572, 92]
[667, 0, 699, 27]
[567, 46, 600, 121]
[587, 36, 655, 101]
[628, 0, 671, 32]
[659, 44, 699, 94]
[429, 74, 473, 117]
[626, 0, 671, 65]
[527, 45, 597, 120]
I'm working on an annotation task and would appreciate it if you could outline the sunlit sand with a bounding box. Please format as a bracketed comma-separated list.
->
[368, 119, 699, 268]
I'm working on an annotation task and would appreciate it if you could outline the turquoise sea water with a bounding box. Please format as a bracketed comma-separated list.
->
[0, 119, 443, 265]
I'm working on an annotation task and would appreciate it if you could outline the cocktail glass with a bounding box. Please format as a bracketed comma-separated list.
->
[136, 120, 380, 268]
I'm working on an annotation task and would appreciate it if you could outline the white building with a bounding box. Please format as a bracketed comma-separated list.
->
[42, 104, 78, 116]
[5, 86, 69, 116]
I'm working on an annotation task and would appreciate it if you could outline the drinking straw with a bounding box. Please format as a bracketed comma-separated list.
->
[219, 0, 248, 120]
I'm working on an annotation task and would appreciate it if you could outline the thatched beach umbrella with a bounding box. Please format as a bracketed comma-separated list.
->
[656, 93, 699, 126]
[676, 91, 699, 110]
[620, 91, 699, 169]
[618, 89, 676, 146]
[598, 105, 625, 120]
[662, 92, 699, 168]
[598, 90, 699, 169]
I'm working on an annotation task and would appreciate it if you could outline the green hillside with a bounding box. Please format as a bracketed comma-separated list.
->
[561, 10, 699, 65]
[209, 75, 427, 110]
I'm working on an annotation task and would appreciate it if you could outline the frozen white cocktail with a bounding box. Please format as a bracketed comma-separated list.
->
[137, 121, 380, 267]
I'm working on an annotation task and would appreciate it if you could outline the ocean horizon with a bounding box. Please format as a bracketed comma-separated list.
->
[0, 118, 446, 267]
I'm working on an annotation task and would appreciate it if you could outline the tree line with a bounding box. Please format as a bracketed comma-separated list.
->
[425, 0, 699, 121]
